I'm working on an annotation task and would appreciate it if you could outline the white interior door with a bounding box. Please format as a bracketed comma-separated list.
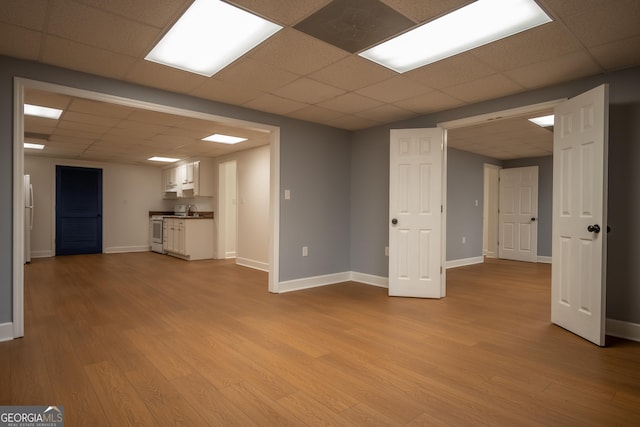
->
[498, 166, 539, 262]
[389, 128, 443, 298]
[552, 84, 609, 346]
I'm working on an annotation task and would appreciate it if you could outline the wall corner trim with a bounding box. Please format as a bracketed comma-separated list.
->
[278, 272, 351, 293]
[606, 318, 640, 343]
[351, 272, 389, 288]
[0, 322, 14, 342]
[445, 256, 484, 269]
[236, 257, 269, 272]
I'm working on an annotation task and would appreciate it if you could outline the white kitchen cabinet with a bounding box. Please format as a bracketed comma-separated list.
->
[163, 218, 213, 260]
[161, 160, 214, 199]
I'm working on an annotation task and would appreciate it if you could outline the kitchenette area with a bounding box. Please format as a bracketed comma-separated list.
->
[149, 159, 216, 261]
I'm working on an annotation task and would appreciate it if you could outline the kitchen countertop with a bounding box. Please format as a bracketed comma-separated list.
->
[149, 211, 214, 219]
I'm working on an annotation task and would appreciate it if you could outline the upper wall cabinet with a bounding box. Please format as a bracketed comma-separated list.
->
[162, 159, 214, 199]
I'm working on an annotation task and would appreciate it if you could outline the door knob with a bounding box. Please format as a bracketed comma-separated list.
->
[587, 224, 601, 233]
[391, 218, 398, 225]
[531, 217, 536, 221]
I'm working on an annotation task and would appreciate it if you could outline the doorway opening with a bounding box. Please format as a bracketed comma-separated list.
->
[12, 78, 282, 339]
[442, 99, 562, 270]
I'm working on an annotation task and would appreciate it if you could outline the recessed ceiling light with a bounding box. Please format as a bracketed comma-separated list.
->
[529, 114, 554, 127]
[24, 104, 63, 120]
[202, 134, 247, 144]
[145, 0, 282, 77]
[148, 156, 180, 162]
[359, 0, 552, 73]
[24, 142, 45, 150]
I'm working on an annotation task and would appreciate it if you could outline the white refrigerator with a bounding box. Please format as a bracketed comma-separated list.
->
[24, 174, 33, 264]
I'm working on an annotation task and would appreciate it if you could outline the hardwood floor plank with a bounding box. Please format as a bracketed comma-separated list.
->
[169, 373, 259, 427]
[84, 360, 157, 426]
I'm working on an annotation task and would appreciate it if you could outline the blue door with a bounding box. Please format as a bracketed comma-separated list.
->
[56, 166, 103, 255]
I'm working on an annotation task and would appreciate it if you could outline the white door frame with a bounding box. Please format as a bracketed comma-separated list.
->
[483, 163, 501, 258]
[438, 99, 565, 285]
[12, 77, 282, 338]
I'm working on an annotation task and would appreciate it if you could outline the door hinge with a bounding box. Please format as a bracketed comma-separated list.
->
[441, 205, 443, 213]
[440, 266, 443, 274]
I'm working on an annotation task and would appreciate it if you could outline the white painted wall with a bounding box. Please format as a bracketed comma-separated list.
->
[24, 156, 170, 256]
[217, 145, 270, 270]
[224, 161, 237, 257]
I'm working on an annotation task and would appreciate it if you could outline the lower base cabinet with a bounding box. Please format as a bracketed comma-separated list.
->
[163, 218, 213, 260]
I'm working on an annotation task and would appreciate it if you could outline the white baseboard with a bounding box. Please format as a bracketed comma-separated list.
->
[350, 272, 388, 288]
[31, 250, 54, 258]
[445, 256, 484, 269]
[0, 322, 14, 342]
[104, 245, 150, 254]
[278, 272, 351, 293]
[225, 251, 237, 259]
[236, 257, 269, 272]
[537, 256, 552, 264]
[606, 318, 640, 342]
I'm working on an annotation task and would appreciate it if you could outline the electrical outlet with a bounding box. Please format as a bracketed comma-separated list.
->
[385, 246, 389, 256]
[462, 236, 466, 244]
[302, 246, 308, 257]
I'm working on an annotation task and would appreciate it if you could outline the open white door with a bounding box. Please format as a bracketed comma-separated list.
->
[552, 84, 609, 346]
[389, 128, 443, 298]
[498, 166, 538, 262]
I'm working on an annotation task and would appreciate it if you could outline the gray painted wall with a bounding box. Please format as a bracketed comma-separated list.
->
[503, 156, 553, 257]
[349, 66, 640, 325]
[447, 148, 501, 261]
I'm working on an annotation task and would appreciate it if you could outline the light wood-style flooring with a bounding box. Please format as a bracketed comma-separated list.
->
[1, 253, 639, 426]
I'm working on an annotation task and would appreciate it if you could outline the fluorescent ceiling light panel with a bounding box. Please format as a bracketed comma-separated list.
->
[202, 133, 247, 144]
[529, 114, 554, 127]
[145, 0, 282, 77]
[359, 0, 552, 73]
[24, 104, 63, 119]
[148, 156, 180, 162]
[24, 142, 45, 150]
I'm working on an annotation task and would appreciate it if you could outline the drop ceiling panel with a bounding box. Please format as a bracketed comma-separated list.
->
[394, 90, 464, 114]
[42, 36, 137, 80]
[560, 0, 640, 47]
[189, 78, 264, 105]
[226, 0, 331, 26]
[286, 105, 345, 124]
[505, 51, 602, 89]
[326, 114, 378, 131]
[590, 35, 640, 71]
[355, 76, 431, 103]
[272, 77, 346, 103]
[441, 74, 524, 103]
[355, 104, 415, 123]
[469, 23, 584, 72]
[214, 58, 300, 92]
[248, 28, 349, 75]
[0, 24, 41, 60]
[379, 0, 473, 22]
[0, 0, 48, 30]
[73, 0, 191, 28]
[317, 92, 383, 114]
[309, 55, 396, 91]
[243, 93, 307, 116]
[124, 60, 207, 94]
[293, 0, 415, 53]
[47, 0, 161, 57]
[405, 53, 496, 89]
[67, 98, 134, 118]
